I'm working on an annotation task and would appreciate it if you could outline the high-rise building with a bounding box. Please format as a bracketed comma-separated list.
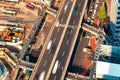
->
[110, 0, 120, 46]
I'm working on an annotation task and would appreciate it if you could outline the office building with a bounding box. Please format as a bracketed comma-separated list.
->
[110, 0, 120, 46]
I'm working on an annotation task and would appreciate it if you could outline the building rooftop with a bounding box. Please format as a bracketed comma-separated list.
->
[72, 37, 90, 67]
[100, 44, 120, 57]
[96, 61, 120, 79]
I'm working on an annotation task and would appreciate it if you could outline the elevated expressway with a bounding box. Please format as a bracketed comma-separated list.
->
[30, 0, 88, 80]
[48, 0, 88, 80]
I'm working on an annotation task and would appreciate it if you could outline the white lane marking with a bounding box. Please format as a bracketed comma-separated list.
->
[44, 60, 47, 67]
[53, 38, 56, 43]
[54, 76, 56, 80]
[62, 51, 65, 56]
[49, 48, 51, 54]
[73, 20, 75, 24]
[70, 30, 72, 35]
[61, 18, 63, 23]
[66, 40, 69, 45]
[57, 28, 60, 32]
[79, 3, 81, 7]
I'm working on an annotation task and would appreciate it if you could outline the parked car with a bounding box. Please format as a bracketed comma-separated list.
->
[26, 2, 35, 10]
[94, 4, 98, 9]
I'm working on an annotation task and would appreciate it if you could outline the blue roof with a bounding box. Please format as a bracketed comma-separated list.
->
[0, 66, 4, 74]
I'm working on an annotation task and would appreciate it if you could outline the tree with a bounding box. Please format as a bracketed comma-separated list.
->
[98, 5, 107, 21]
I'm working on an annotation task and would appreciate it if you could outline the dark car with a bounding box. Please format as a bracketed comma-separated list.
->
[73, 7, 77, 15]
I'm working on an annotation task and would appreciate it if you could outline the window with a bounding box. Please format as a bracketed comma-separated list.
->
[118, 7, 120, 10]
[118, 12, 120, 15]
[114, 39, 119, 42]
[115, 30, 119, 33]
[116, 26, 120, 29]
[117, 17, 120, 19]
[116, 21, 120, 24]
[119, 0, 120, 3]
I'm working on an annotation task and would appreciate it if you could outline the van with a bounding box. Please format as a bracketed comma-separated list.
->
[47, 40, 52, 50]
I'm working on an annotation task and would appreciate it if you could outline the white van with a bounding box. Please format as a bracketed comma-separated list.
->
[52, 60, 59, 74]
[47, 40, 52, 50]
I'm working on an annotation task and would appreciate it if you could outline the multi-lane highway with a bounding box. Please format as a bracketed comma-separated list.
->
[48, 0, 88, 80]
[31, 0, 88, 80]
[32, 0, 77, 80]
[33, 27, 64, 79]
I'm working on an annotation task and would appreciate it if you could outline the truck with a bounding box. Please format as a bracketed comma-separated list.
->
[52, 60, 59, 74]
[47, 40, 52, 50]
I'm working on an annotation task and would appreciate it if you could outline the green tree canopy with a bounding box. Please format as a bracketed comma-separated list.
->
[98, 5, 107, 21]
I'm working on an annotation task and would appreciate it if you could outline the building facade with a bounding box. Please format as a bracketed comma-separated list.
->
[110, 0, 120, 46]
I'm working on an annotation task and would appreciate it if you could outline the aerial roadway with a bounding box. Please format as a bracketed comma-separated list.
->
[31, 0, 77, 80]
[48, 0, 88, 80]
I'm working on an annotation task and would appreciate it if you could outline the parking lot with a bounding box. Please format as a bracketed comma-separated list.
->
[86, 0, 105, 26]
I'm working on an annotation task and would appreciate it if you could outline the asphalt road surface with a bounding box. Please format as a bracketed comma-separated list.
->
[33, 27, 64, 79]
[48, 0, 86, 80]
[33, 0, 76, 79]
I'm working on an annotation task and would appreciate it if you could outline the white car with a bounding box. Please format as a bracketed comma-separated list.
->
[47, 40, 52, 50]
[95, 4, 98, 9]
[92, 16, 95, 19]
[52, 60, 59, 74]
[93, 9, 96, 14]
